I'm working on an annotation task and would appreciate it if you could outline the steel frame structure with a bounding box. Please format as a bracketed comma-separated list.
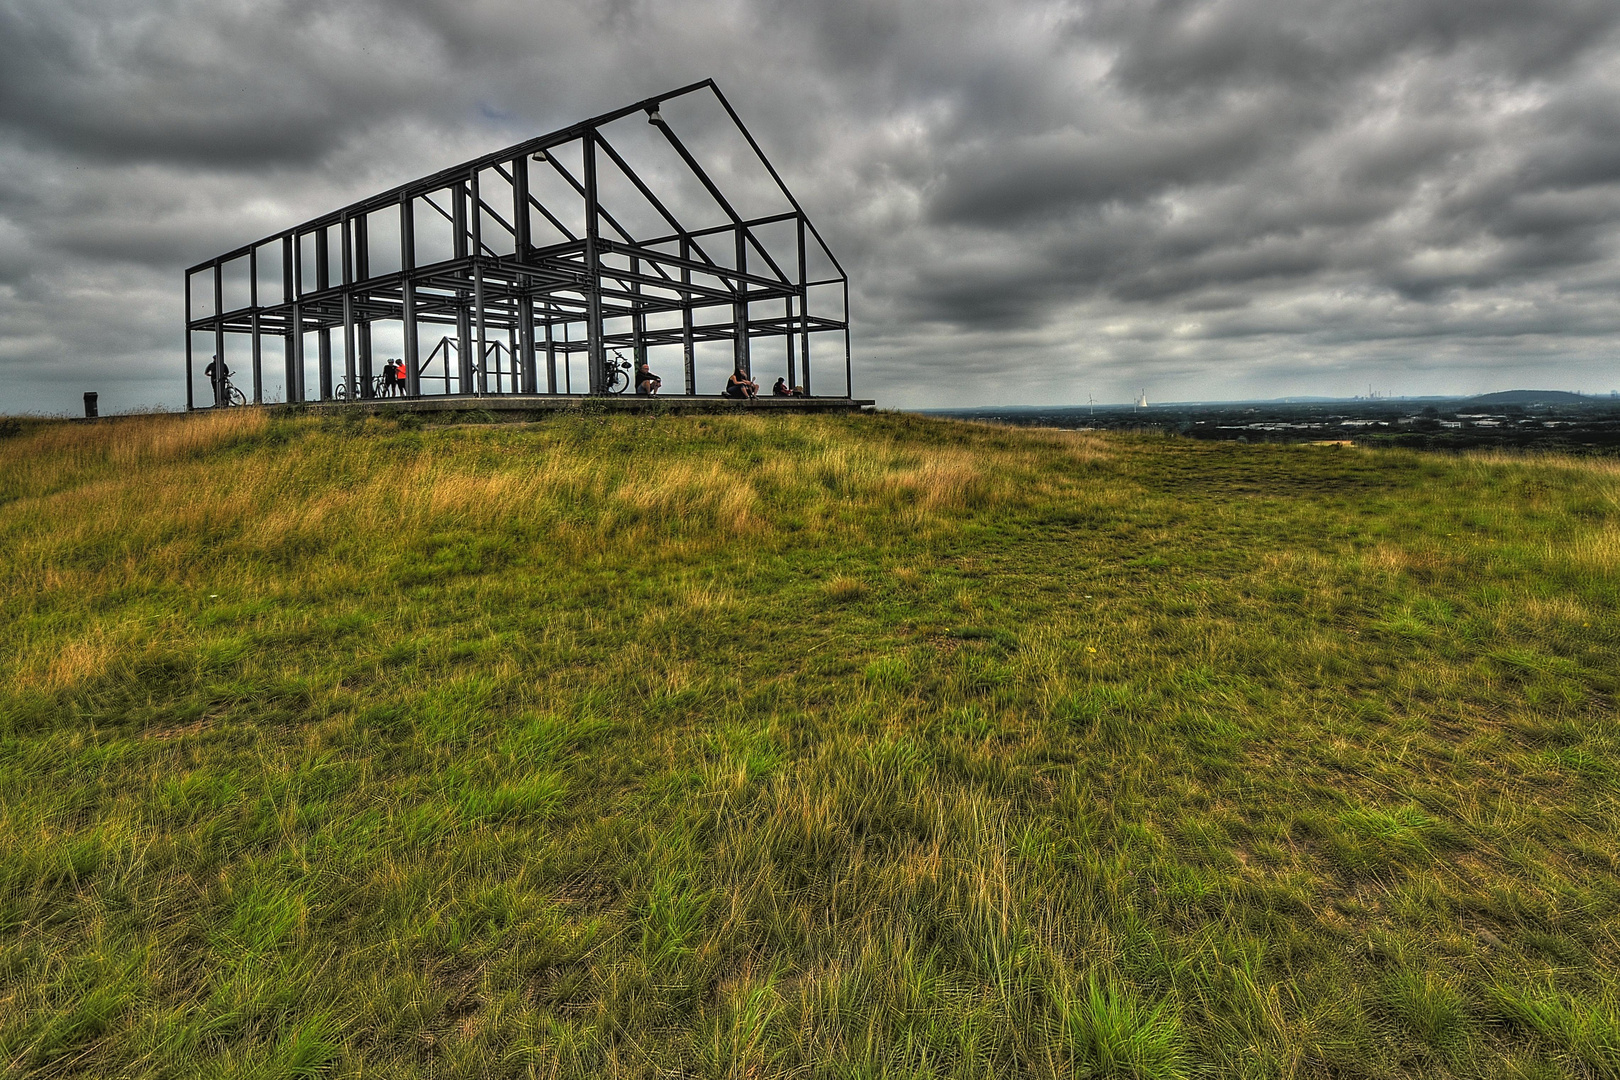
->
[184, 80, 850, 408]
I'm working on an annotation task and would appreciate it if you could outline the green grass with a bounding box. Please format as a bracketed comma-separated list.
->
[1, 408, 1618, 1078]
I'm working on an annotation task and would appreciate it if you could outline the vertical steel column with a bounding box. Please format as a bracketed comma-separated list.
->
[356, 214, 373, 398]
[400, 195, 420, 397]
[681, 236, 695, 395]
[212, 260, 225, 407]
[315, 227, 332, 400]
[283, 335, 295, 403]
[341, 216, 356, 400]
[283, 235, 298, 402]
[292, 306, 305, 401]
[543, 313, 556, 394]
[471, 169, 486, 396]
[507, 328, 518, 394]
[583, 130, 605, 394]
[513, 154, 531, 259]
[785, 296, 796, 388]
[357, 323, 372, 399]
[184, 270, 194, 411]
[514, 156, 537, 394]
[317, 334, 333, 399]
[563, 320, 572, 394]
[798, 216, 811, 396]
[733, 227, 750, 377]
[250, 247, 263, 404]
[453, 182, 472, 393]
[518, 296, 536, 394]
[631, 255, 645, 378]
[843, 282, 852, 399]
[460, 302, 475, 393]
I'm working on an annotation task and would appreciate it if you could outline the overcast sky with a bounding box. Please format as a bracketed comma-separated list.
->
[3, 0, 1619, 413]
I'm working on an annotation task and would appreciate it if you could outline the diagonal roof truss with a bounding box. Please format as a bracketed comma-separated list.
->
[184, 79, 850, 406]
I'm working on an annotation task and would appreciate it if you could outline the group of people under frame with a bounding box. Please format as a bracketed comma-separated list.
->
[205, 354, 809, 402]
[634, 359, 805, 399]
[203, 354, 413, 400]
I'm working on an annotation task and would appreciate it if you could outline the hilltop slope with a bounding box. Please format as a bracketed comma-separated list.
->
[1, 411, 1617, 1078]
[1463, 390, 1593, 407]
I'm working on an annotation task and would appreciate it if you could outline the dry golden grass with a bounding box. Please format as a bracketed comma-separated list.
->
[16, 628, 117, 694]
[824, 575, 867, 601]
[1466, 446, 1620, 477]
[0, 409, 267, 499]
[1562, 524, 1620, 575]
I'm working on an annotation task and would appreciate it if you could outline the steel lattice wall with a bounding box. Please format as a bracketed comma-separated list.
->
[183, 80, 850, 408]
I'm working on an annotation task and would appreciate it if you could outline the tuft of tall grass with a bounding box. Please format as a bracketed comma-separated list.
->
[1059, 978, 1189, 1080]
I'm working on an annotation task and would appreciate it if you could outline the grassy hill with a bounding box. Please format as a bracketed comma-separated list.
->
[1, 409, 1616, 1079]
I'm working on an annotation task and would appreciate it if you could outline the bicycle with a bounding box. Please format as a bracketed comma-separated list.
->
[215, 377, 247, 407]
[334, 374, 389, 400]
[606, 350, 634, 394]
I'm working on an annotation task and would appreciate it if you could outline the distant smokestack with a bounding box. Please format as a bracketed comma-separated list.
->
[83, 392, 98, 418]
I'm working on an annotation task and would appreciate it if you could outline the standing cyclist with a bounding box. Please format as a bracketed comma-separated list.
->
[204, 354, 232, 407]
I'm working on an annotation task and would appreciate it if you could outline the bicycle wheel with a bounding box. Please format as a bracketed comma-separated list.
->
[334, 382, 349, 401]
[228, 387, 248, 407]
[607, 368, 629, 394]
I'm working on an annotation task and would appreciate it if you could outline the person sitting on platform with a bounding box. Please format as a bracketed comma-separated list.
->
[635, 359, 662, 395]
[724, 368, 759, 399]
[773, 377, 808, 397]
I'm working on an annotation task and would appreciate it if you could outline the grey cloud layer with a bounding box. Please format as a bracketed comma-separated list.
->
[2, 0, 1618, 413]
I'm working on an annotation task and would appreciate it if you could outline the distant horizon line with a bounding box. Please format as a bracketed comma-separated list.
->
[922, 389, 1620, 411]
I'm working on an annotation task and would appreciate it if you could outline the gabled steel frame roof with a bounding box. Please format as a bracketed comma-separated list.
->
[184, 79, 850, 406]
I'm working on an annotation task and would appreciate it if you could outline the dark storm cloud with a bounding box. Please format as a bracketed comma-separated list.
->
[927, 105, 1295, 228]
[1089, 0, 1620, 94]
[885, 0, 1620, 394]
[2, 0, 1620, 414]
[0, 1, 451, 166]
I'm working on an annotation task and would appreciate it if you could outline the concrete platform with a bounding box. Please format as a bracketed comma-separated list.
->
[275, 394, 874, 418]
